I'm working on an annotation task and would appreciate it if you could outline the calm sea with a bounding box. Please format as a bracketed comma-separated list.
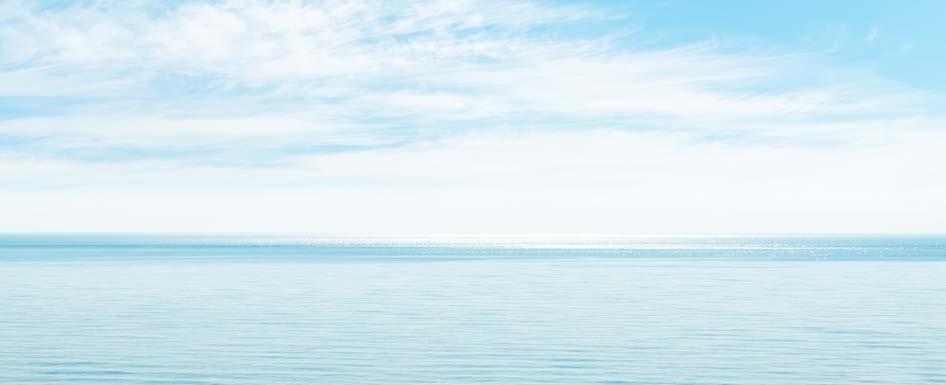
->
[1, 234, 944, 384]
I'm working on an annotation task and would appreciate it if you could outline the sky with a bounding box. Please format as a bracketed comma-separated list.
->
[0, 0, 944, 234]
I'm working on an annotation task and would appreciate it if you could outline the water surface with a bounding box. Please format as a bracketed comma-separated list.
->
[2, 235, 944, 384]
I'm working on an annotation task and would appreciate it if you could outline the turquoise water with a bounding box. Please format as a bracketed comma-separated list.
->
[1, 235, 945, 384]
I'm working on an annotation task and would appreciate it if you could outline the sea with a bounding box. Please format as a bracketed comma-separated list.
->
[1, 234, 944, 384]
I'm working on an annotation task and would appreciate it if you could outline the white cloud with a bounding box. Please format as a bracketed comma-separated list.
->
[0, 0, 944, 233]
[0, 1, 917, 127]
[3, 127, 946, 233]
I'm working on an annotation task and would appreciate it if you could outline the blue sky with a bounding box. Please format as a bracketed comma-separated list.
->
[1, 0, 944, 233]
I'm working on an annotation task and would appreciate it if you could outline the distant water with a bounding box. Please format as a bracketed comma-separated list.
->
[2, 235, 944, 384]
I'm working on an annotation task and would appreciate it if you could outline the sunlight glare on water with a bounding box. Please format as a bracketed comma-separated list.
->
[1, 235, 945, 384]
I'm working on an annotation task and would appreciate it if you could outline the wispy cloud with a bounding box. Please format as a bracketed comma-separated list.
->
[1, 1, 925, 144]
[0, 0, 944, 232]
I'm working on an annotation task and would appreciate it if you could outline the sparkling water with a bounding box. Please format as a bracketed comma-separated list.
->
[2, 235, 944, 384]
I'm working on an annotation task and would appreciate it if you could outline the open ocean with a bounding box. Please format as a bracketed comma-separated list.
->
[1, 234, 944, 384]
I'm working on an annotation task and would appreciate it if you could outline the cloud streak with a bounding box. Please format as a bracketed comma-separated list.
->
[0, 0, 944, 233]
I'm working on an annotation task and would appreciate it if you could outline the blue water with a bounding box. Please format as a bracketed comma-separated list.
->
[1, 235, 945, 384]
